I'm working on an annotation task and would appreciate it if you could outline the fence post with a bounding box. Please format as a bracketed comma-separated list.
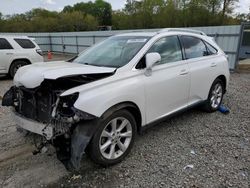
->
[235, 23, 245, 70]
[61, 36, 65, 54]
[76, 35, 79, 54]
[214, 33, 219, 42]
[49, 35, 52, 52]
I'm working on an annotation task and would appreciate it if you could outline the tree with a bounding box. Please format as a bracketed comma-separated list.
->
[221, 0, 239, 24]
[0, 0, 244, 32]
[63, 0, 112, 26]
[63, 5, 73, 12]
[57, 11, 98, 31]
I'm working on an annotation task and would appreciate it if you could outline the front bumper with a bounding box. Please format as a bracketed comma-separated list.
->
[11, 108, 100, 170]
[11, 109, 53, 140]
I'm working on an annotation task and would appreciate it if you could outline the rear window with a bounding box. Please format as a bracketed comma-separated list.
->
[0, 38, 13, 50]
[180, 36, 207, 59]
[14, 39, 36, 49]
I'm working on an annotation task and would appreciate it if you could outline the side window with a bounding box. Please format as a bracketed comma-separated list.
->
[148, 36, 183, 65]
[14, 39, 36, 49]
[205, 42, 217, 55]
[0, 38, 13, 50]
[181, 36, 207, 59]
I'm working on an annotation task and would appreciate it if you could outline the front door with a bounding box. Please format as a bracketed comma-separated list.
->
[144, 36, 190, 124]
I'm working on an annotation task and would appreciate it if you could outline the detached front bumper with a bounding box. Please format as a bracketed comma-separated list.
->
[11, 109, 53, 140]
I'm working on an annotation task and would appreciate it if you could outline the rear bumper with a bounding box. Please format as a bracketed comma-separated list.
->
[11, 109, 53, 140]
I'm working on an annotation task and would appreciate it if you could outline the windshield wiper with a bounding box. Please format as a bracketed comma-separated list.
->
[78, 62, 118, 68]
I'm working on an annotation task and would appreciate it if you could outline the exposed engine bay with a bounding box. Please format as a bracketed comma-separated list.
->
[2, 73, 113, 170]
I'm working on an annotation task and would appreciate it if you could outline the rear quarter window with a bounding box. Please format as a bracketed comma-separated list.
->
[14, 39, 36, 49]
[205, 42, 218, 55]
[0, 38, 13, 50]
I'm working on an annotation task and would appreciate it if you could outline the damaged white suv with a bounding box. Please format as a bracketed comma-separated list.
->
[2, 29, 230, 170]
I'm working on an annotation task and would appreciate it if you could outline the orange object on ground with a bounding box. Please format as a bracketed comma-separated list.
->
[48, 50, 52, 60]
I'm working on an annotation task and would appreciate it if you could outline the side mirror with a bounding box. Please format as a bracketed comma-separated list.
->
[145, 52, 161, 76]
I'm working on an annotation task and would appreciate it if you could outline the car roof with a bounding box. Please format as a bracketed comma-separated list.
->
[116, 32, 157, 37]
[115, 28, 207, 38]
[0, 35, 30, 39]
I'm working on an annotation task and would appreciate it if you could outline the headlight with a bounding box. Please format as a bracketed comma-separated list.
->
[57, 93, 79, 117]
[56, 93, 96, 121]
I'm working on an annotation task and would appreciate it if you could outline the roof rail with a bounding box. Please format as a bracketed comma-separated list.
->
[158, 28, 206, 36]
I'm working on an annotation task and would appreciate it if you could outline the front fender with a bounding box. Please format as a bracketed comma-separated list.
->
[72, 77, 146, 125]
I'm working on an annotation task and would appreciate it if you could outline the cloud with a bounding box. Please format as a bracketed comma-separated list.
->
[42, 0, 56, 5]
[58, 7, 63, 12]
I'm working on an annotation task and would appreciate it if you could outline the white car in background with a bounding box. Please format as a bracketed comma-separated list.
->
[2, 29, 230, 170]
[0, 36, 43, 77]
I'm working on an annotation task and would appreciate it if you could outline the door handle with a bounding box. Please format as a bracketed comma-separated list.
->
[211, 62, 217, 67]
[179, 69, 189, 75]
[6, 53, 14, 55]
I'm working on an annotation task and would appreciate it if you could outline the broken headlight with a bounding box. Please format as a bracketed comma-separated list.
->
[55, 93, 96, 122]
[56, 93, 79, 118]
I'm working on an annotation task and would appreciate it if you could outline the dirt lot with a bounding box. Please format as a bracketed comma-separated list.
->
[0, 73, 249, 188]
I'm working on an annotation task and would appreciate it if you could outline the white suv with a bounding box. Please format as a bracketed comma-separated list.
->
[0, 36, 43, 77]
[2, 29, 230, 170]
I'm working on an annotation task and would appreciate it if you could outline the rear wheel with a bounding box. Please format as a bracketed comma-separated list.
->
[9, 60, 28, 78]
[203, 78, 224, 112]
[88, 109, 136, 166]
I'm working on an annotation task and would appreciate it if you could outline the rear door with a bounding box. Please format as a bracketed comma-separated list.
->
[0, 38, 14, 72]
[13, 38, 39, 62]
[144, 35, 190, 123]
[180, 35, 219, 105]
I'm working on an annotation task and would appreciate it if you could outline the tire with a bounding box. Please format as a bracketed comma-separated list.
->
[203, 78, 225, 112]
[88, 109, 136, 166]
[9, 60, 28, 78]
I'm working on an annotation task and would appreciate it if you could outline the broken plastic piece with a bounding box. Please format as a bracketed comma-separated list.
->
[33, 144, 48, 155]
[218, 104, 230, 114]
[184, 164, 194, 170]
[71, 174, 82, 180]
[190, 150, 196, 155]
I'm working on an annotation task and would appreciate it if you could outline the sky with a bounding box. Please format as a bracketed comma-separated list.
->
[0, 0, 249, 15]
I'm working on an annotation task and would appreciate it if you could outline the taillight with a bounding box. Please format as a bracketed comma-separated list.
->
[36, 49, 43, 56]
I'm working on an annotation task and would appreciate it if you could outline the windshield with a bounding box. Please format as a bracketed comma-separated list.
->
[73, 36, 150, 68]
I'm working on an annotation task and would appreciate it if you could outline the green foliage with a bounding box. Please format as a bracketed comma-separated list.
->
[0, 0, 248, 32]
[112, 0, 245, 29]
[0, 9, 98, 32]
[57, 11, 98, 31]
[63, 0, 112, 25]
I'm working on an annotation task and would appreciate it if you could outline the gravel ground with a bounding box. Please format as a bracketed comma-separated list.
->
[0, 73, 249, 188]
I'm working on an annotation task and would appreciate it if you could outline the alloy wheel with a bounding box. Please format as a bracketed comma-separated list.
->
[99, 117, 132, 160]
[210, 83, 223, 109]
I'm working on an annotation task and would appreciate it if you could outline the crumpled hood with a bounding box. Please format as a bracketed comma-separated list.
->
[14, 61, 116, 88]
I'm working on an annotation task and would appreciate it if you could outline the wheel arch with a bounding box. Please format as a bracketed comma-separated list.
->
[216, 75, 227, 93]
[101, 101, 142, 134]
[8, 58, 31, 73]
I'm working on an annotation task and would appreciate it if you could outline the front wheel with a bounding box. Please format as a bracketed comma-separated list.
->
[203, 78, 224, 112]
[88, 109, 136, 166]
